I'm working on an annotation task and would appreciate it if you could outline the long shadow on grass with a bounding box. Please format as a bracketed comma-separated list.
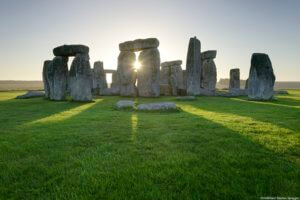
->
[179, 96, 300, 132]
[125, 110, 300, 199]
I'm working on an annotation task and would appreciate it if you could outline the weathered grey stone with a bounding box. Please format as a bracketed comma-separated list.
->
[47, 56, 69, 100]
[42, 60, 51, 98]
[137, 48, 160, 97]
[182, 70, 187, 89]
[201, 50, 217, 60]
[117, 51, 137, 96]
[201, 58, 217, 94]
[110, 71, 120, 95]
[186, 37, 201, 95]
[176, 96, 196, 101]
[116, 100, 134, 109]
[69, 53, 93, 101]
[92, 61, 108, 95]
[170, 65, 184, 96]
[137, 102, 177, 111]
[160, 84, 172, 96]
[161, 60, 182, 67]
[229, 68, 240, 95]
[248, 53, 275, 100]
[16, 91, 45, 99]
[53, 44, 89, 57]
[119, 38, 159, 52]
[160, 65, 170, 85]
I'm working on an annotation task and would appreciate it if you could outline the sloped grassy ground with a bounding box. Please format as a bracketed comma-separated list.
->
[0, 90, 299, 199]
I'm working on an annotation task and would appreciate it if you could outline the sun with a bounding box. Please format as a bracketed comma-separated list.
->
[133, 60, 141, 71]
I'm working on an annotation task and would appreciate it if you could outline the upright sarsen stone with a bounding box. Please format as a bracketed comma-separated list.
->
[248, 53, 275, 100]
[42, 60, 51, 98]
[170, 65, 184, 96]
[201, 50, 217, 94]
[69, 53, 93, 101]
[138, 48, 160, 97]
[47, 56, 68, 100]
[186, 37, 201, 95]
[229, 68, 240, 95]
[117, 51, 137, 96]
[92, 61, 108, 95]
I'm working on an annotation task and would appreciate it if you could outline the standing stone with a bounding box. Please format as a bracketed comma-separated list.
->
[248, 53, 275, 100]
[138, 48, 160, 97]
[201, 50, 217, 95]
[229, 68, 240, 95]
[69, 53, 93, 101]
[47, 56, 69, 100]
[117, 51, 137, 96]
[160, 65, 170, 85]
[170, 64, 184, 96]
[42, 60, 51, 98]
[92, 61, 108, 95]
[186, 37, 201, 95]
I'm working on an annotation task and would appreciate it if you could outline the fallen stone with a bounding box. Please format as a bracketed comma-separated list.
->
[117, 51, 137, 96]
[119, 38, 159, 52]
[53, 44, 89, 57]
[186, 37, 201, 95]
[248, 53, 276, 100]
[201, 50, 217, 60]
[116, 100, 135, 109]
[69, 53, 93, 101]
[176, 96, 196, 101]
[16, 91, 45, 99]
[137, 102, 177, 111]
[137, 48, 160, 97]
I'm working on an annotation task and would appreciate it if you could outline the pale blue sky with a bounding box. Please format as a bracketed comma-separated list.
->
[0, 0, 299, 81]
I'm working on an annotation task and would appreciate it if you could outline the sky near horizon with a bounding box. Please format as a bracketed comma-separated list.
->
[0, 0, 299, 81]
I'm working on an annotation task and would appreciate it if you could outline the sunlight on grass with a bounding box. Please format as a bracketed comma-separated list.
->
[131, 113, 138, 143]
[25, 100, 102, 125]
[179, 104, 299, 158]
[232, 98, 300, 109]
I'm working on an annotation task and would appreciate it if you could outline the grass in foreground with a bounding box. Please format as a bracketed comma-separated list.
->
[0, 90, 299, 199]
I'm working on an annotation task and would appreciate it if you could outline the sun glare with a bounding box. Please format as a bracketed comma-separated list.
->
[134, 60, 141, 71]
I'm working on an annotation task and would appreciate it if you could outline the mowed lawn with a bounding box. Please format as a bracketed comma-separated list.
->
[0, 90, 299, 199]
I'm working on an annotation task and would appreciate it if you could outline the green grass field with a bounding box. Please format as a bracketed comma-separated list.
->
[0, 90, 299, 199]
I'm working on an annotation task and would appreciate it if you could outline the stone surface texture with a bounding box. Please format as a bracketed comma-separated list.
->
[201, 51, 217, 95]
[137, 48, 160, 97]
[42, 60, 51, 98]
[137, 102, 177, 111]
[116, 100, 135, 109]
[248, 53, 275, 100]
[119, 38, 159, 52]
[16, 91, 45, 99]
[53, 44, 89, 57]
[117, 51, 137, 96]
[186, 37, 201, 95]
[92, 61, 108, 95]
[229, 68, 240, 95]
[69, 53, 93, 101]
[47, 56, 69, 100]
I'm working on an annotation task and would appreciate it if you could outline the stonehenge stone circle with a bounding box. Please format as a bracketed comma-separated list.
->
[137, 48, 160, 97]
[117, 51, 137, 96]
[119, 38, 159, 52]
[229, 68, 240, 95]
[53, 44, 89, 57]
[42, 60, 51, 98]
[248, 53, 275, 100]
[69, 53, 93, 101]
[46, 56, 69, 100]
[201, 50, 217, 95]
[92, 61, 108, 95]
[186, 37, 201, 95]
